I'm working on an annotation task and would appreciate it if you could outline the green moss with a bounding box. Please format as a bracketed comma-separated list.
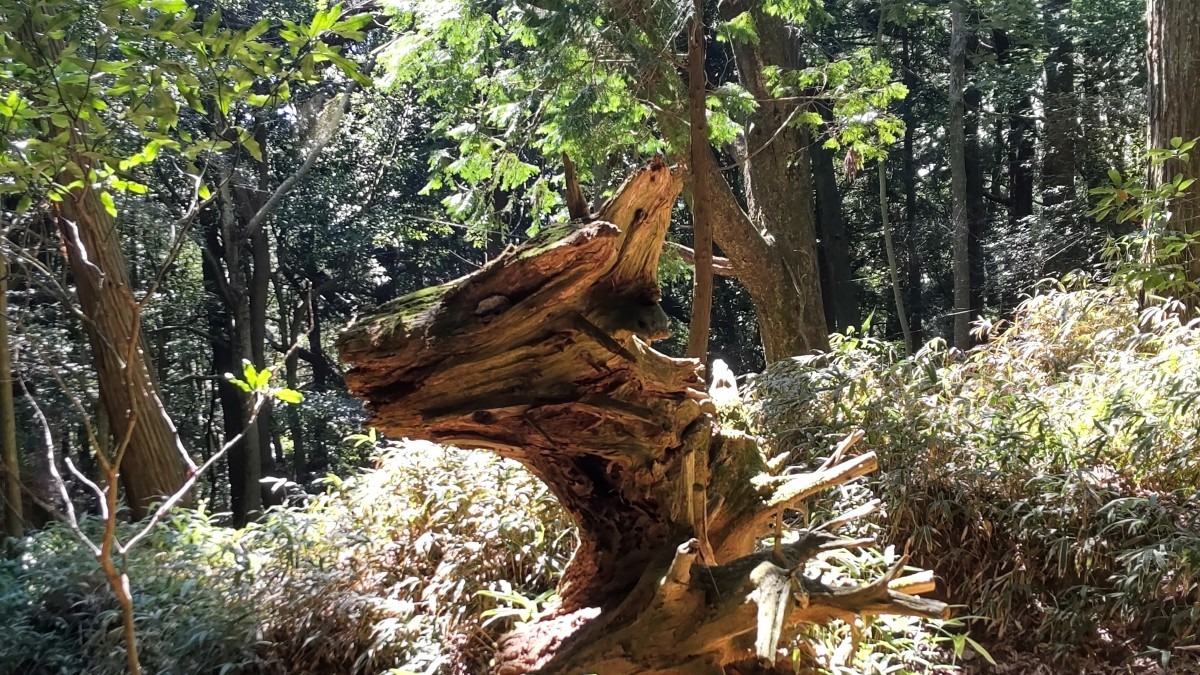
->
[369, 281, 454, 337]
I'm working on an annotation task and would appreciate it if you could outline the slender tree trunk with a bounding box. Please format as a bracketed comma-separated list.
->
[247, 126, 280, 506]
[306, 310, 329, 474]
[208, 182, 265, 524]
[811, 104, 861, 333]
[686, 0, 714, 365]
[901, 25, 924, 347]
[202, 214, 247, 517]
[880, 164, 912, 352]
[250, 221, 278, 506]
[229, 254, 264, 520]
[965, 76, 987, 322]
[1043, 0, 1077, 233]
[995, 29, 1035, 229]
[950, 1, 970, 349]
[1147, 0, 1200, 292]
[276, 279, 307, 482]
[875, 11, 910, 352]
[0, 248, 21, 538]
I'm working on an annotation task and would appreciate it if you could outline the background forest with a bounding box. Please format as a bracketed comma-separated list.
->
[0, 0, 1198, 673]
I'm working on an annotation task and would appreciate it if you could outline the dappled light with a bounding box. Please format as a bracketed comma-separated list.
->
[1, 0, 1199, 673]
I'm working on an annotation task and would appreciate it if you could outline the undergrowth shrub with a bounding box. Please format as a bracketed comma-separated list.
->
[0, 442, 573, 675]
[751, 286, 1200, 668]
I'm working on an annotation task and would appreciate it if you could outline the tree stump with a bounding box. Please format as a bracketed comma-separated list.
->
[337, 158, 947, 673]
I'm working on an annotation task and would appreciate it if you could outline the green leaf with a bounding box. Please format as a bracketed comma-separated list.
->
[16, 194, 32, 214]
[718, 11, 759, 45]
[148, 0, 188, 11]
[242, 361, 259, 387]
[203, 9, 222, 38]
[274, 388, 304, 404]
[1108, 169, 1122, 186]
[241, 135, 264, 162]
[245, 19, 271, 41]
[99, 191, 117, 216]
[225, 374, 252, 393]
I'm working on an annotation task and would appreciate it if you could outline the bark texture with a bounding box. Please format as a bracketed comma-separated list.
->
[686, 0, 714, 363]
[949, 1, 971, 349]
[613, 0, 829, 361]
[56, 184, 195, 518]
[1147, 0, 1200, 285]
[338, 160, 946, 674]
[1042, 0, 1077, 234]
[811, 108, 861, 334]
[718, 0, 829, 356]
[0, 249, 21, 537]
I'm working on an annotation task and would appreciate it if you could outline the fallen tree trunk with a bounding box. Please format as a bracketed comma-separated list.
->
[338, 159, 946, 673]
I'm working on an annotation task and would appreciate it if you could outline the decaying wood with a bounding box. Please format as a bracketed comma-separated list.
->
[338, 159, 947, 673]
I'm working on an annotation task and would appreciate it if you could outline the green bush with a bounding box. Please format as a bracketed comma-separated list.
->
[751, 285, 1200, 667]
[0, 442, 573, 675]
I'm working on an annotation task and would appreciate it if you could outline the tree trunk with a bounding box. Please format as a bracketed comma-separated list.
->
[221, 179, 266, 523]
[1042, 0, 1077, 234]
[617, 0, 828, 361]
[0, 248, 21, 538]
[901, 25, 924, 347]
[247, 125, 280, 506]
[18, 16, 193, 519]
[876, 13, 910, 353]
[276, 278, 308, 482]
[1147, 0, 1200, 289]
[879, 164, 912, 353]
[686, 0, 714, 365]
[719, 0, 829, 356]
[811, 105, 862, 334]
[965, 72, 987, 323]
[338, 160, 946, 673]
[56, 183, 194, 519]
[994, 29, 1035, 230]
[203, 195, 258, 524]
[950, 0, 971, 349]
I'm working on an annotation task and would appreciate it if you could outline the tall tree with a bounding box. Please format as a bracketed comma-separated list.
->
[812, 103, 863, 333]
[1147, 0, 1200, 289]
[901, 23, 924, 346]
[994, 27, 1035, 231]
[0, 245, 20, 538]
[950, 0, 971, 349]
[12, 6, 199, 517]
[965, 30, 988, 322]
[713, 1, 830, 356]
[685, 0, 714, 364]
[1042, 0, 1077, 232]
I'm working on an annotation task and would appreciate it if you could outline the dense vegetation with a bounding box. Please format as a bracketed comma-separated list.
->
[1, 0, 1199, 671]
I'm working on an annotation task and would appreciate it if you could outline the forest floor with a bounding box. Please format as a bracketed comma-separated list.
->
[963, 646, 1200, 674]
